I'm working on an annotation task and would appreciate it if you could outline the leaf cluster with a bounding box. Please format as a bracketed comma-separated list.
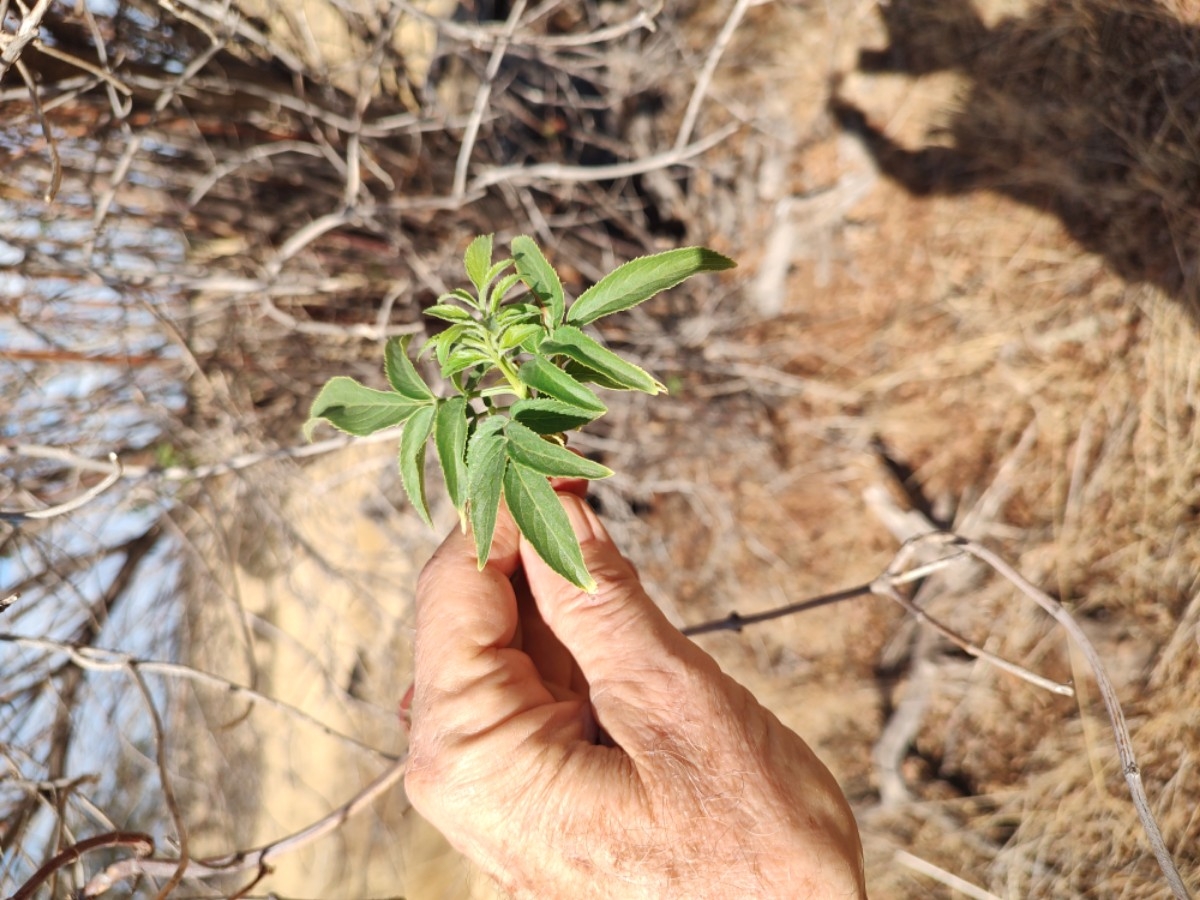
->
[305, 235, 735, 589]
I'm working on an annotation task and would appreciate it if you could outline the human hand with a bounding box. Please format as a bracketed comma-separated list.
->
[404, 482, 865, 899]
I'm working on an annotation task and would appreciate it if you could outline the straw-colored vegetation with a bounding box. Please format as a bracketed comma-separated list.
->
[1, 0, 1197, 897]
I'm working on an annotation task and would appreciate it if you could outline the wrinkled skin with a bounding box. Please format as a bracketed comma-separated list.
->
[405, 481, 866, 899]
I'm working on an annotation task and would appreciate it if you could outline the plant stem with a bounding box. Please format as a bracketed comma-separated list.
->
[496, 356, 527, 398]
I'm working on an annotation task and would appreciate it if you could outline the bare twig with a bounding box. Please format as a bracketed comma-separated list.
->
[943, 534, 1193, 900]
[0, 429, 405, 489]
[0, 453, 121, 523]
[0, 634, 398, 762]
[7, 831, 154, 900]
[682, 552, 964, 636]
[265, 210, 357, 278]
[453, 0, 528, 198]
[674, 0, 759, 151]
[684, 541, 1068, 693]
[869, 577, 1073, 696]
[30, 38, 131, 96]
[0, 0, 54, 83]
[471, 123, 738, 191]
[87, 33, 226, 250]
[393, 0, 661, 49]
[14, 57, 61, 202]
[80, 757, 409, 896]
[682, 583, 869, 636]
[187, 141, 329, 206]
[160, 0, 306, 75]
[128, 665, 189, 900]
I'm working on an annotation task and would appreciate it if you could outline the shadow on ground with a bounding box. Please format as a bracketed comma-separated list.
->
[830, 0, 1200, 319]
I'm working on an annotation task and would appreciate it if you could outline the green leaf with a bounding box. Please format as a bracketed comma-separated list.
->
[439, 287, 480, 309]
[435, 397, 470, 515]
[540, 325, 664, 394]
[441, 347, 492, 379]
[505, 421, 612, 479]
[562, 360, 628, 391]
[566, 246, 735, 327]
[517, 355, 606, 412]
[503, 460, 595, 591]
[426, 323, 469, 364]
[510, 398, 601, 434]
[464, 234, 493, 294]
[489, 272, 525, 311]
[499, 322, 545, 352]
[385, 335, 435, 401]
[424, 304, 474, 323]
[466, 417, 508, 567]
[484, 259, 513, 289]
[512, 235, 565, 325]
[495, 302, 541, 327]
[399, 404, 437, 528]
[304, 377, 424, 439]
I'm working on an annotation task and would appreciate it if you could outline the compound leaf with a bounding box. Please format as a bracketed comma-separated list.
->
[505, 421, 612, 479]
[304, 377, 424, 439]
[385, 335, 435, 401]
[566, 247, 735, 327]
[562, 360, 627, 392]
[484, 259, 513, 290]
[420, 323, 463, 362]
[489, 272, 525, 311]
[464, 234, 493, 294]
[503, 460, 595, 592]
[499, 322, 545, 352]
[512, 235, 565, 325]
[399, 404, 437, 528]
[424, 304, 474, 323]
[466, 417, 508, 567]
[517, 355, 606, 412]
[441, 347, 492, 379]
[510, 398, 601, 434]
[540, 325, 664, 394]
[435, 397, 470, 515]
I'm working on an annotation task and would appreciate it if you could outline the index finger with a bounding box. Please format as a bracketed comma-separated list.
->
[412, 507, 522, 697]
[412, 477, 587, 685]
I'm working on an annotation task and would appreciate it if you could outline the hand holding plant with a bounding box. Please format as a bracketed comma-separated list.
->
[305, 235, 734, 590]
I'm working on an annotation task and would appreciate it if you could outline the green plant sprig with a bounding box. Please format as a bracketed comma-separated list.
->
[304, 234, 735, 590]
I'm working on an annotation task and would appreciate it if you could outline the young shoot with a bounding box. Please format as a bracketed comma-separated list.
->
[305, 234, 735, 590]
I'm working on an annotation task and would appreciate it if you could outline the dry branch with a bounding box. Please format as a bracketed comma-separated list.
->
[0, 634, 398, 762]
[0, 453, 121, 524]
[0, 0, 55, 82]
[0, 431, 404, 490]
[7, 832, 154, 900]
[79, 757, 409, 896]
[684, 531, 1191, 898]
[674, 0, 759, 151]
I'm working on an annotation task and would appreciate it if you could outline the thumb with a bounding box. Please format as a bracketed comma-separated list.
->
[520, 492, 709, 752]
